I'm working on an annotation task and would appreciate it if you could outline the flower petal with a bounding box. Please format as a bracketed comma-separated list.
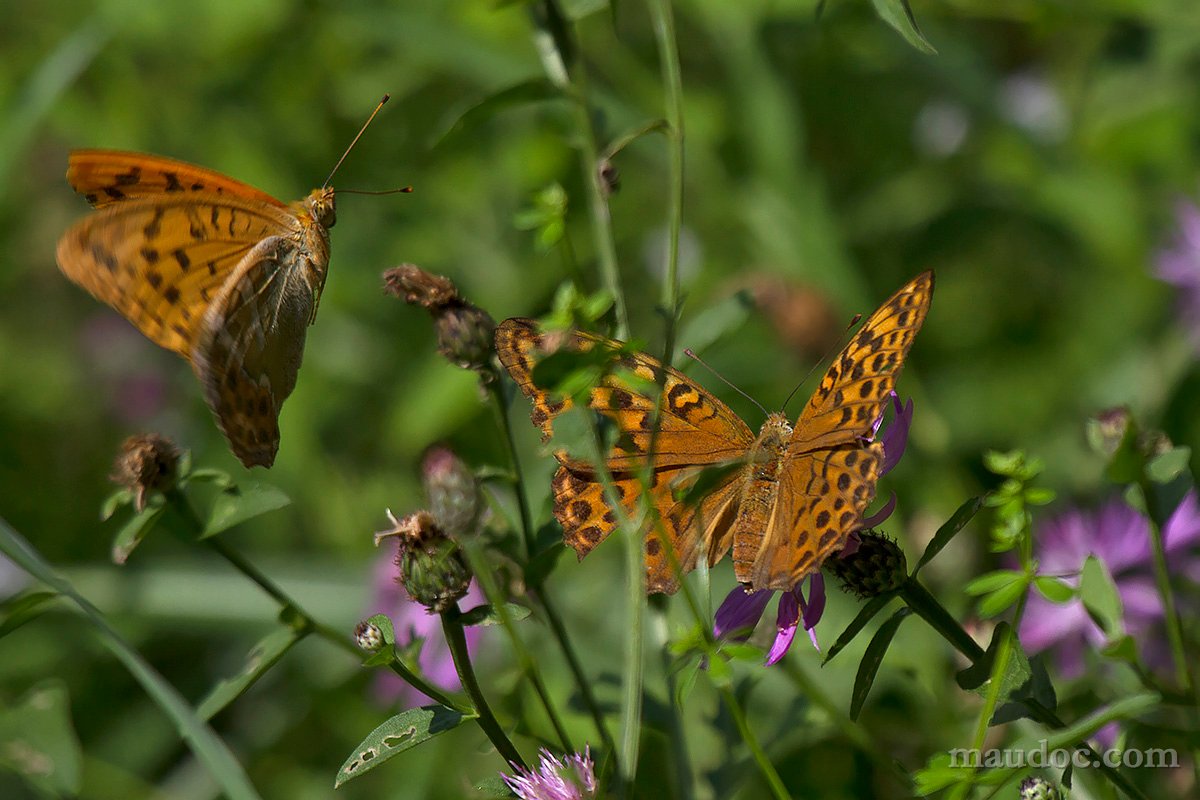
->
[879, 394, 913, 476]
[861, 492, 897, 530]
[714, 585, 773, 641]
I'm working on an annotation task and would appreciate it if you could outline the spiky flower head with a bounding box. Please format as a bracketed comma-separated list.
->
[353, 620, 385, 653]
[1019, 776, 1062, 800]
[422, 447, 482, 538]
[110, 433, 180, 511]
[376, 509, 472, 614]
[825, 531, 908, 598]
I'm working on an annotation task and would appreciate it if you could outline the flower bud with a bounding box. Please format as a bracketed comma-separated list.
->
[110, 433, 180, 511]
[825, 531, 907, 598]
[422, 447, 481, 537]
[376, 510, 472, 614]
[382, 265, 496, 375]
[1019, 777, 1062, 800]
[354, 620, 385, 652]
[598, 159, 619, 197]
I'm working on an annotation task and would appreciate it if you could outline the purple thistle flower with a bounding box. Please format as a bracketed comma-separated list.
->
[713, 392, 912, 663]
[1020, 490, 1200, 678]
[501, 747, 597, 800]
[1155, 199, 1200, 352]
[366, 550, 486, 707]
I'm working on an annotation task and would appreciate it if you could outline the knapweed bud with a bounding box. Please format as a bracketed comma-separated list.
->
[382, 265, 496, 375]
[1087, 406, 1132, 458]
[354, 620, 385, 653]
[1019, 777, 1062, 800]
[825, 531, 907, 598]
[422, 447, 481, 537]
[110, 433, 180, 512]
[376, 510, 472, 614]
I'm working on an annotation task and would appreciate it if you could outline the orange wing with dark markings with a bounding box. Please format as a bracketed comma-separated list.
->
[66, 149, 284, 209]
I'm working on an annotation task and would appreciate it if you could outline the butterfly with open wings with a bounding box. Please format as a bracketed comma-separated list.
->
[495, 271, 933, 595]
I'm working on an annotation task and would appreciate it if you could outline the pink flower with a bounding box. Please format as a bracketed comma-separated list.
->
[501, 747, 597, 800]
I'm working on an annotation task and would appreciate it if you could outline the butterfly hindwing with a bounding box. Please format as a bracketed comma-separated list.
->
[67, 150, 285, 209]
[191, 236, 317, 468]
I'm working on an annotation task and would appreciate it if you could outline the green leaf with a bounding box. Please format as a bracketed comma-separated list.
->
[1104, 420, 1145, 484]
[913, 752, 970, 794]
[1033, 576, 1075, 603]
[1041, 693, 1159, 752]
[869, 0, 936, 54]
[1079, 555, 1123, 636]
[850, 607, 910, 720]
[430, 78, 559, 149]
[673, 659, 701, 707]
[912, 496, 982, 575]
[475, 775, 517, 797]
[0, 590, 59, 639]
[823, 593, 895, 665]
[0, 519, 262, 799]
[201, 483, 291, 539]
[182, 468, 233, 488]
[0, 681, 82, 796]
[362, 613, 396, 647]
[722, 643, 764, 663]
[993, 652, 1056, 723]
[336, 706, 473, 787]
[99, 488, 133, 521]
[672, 290, 754, 362]
[977, 577, 1028, 618]
[458, 603, 532, 627]
[1024, 487, 1056, 506]
[963, 569, 1023, 596]
[707, 653, 733, 688]
[110, 498, 167, 565]
[1101, 634, 1140, 665]
[196, 625, 304, 721]
[1146, 446, 1191, 484]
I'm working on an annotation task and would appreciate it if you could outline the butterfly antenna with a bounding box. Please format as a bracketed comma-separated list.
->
[683, 348, 769, 417]
[339, 187, 414, 195]
[323, 94, 390, 189]
[781, 312, 863, 413]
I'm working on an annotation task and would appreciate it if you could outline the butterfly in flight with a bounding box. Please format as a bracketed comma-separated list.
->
[56, 98, 392, 468]
[495, 271, 933, 594]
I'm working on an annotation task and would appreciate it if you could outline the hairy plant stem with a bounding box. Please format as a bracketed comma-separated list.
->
[442, 606, 527, 769]
[719, 686, 794, 800]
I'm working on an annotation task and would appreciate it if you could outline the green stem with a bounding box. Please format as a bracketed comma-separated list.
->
[488, 378, 616, 756]
[648, 0, 684, 336]
[442, 608, 527, 769]
[1137, 479, 1194, 694]
[898, 576, 1149, 800]
[166, 489, 468, 713]
[459, 539, 575, 753]
[530, 0, 628, 337]
[718, 686, 794, 800]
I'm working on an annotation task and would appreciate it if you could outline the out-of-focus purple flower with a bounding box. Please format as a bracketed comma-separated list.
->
[501, 747, 597, 800]
[81, 313, 171, 424]
[367, 551, 486, 707]
[1155, 200, 1200, 352]
[1020, 490, 1200, 678]
[713, 394, 912, 663]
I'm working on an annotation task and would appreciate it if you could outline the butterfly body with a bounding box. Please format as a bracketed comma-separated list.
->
[496, 271, 932, 595]
[57, 150, 337, 467]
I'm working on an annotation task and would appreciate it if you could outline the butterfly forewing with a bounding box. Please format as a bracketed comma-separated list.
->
[67, 150, 284, 209]
[792, 271, 934, 451]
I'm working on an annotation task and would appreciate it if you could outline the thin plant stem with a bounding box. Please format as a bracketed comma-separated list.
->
[718, 686, 794, 800]
[1137, 479, 1194, 695]
[442, 606, 527, 769]
[487, 377, 617, 756]
[648, 0, 685, 339]
[459, 539, 575, 753]
[164, 489, 469, 713]
[529, 0, 628, 338]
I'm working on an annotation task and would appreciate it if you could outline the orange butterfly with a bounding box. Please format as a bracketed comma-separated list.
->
[495, 271, 933, 594]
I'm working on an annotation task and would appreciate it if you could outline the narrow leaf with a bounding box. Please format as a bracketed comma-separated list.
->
[336, 705, 473, 786]
[1079, 555, 1123, 636]
[0, 590, 58, 639]
[196, 625, 303, 721]
[1033, 576, 1075, 603]
[458, 603, 532, 627]
[110, 500, 167, 564]
[823, 593, 895, 665]
[431, 79, 560, 149]
[850, 607, 910, 720]
[912, 496, 982, 575]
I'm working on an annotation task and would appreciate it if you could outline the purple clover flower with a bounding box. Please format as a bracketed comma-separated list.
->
[366, 550, 485, 707]
[713, 392, 913, 663]
[1155, 199, 1200, 352]
[501, 747, 597, 800]
[1020, 490, 1200, 678]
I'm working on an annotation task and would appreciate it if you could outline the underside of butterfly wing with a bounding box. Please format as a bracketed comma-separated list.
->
[191, 235, 318, 468]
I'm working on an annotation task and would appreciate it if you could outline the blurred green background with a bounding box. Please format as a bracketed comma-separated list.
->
[3, 0, 1200, 797]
